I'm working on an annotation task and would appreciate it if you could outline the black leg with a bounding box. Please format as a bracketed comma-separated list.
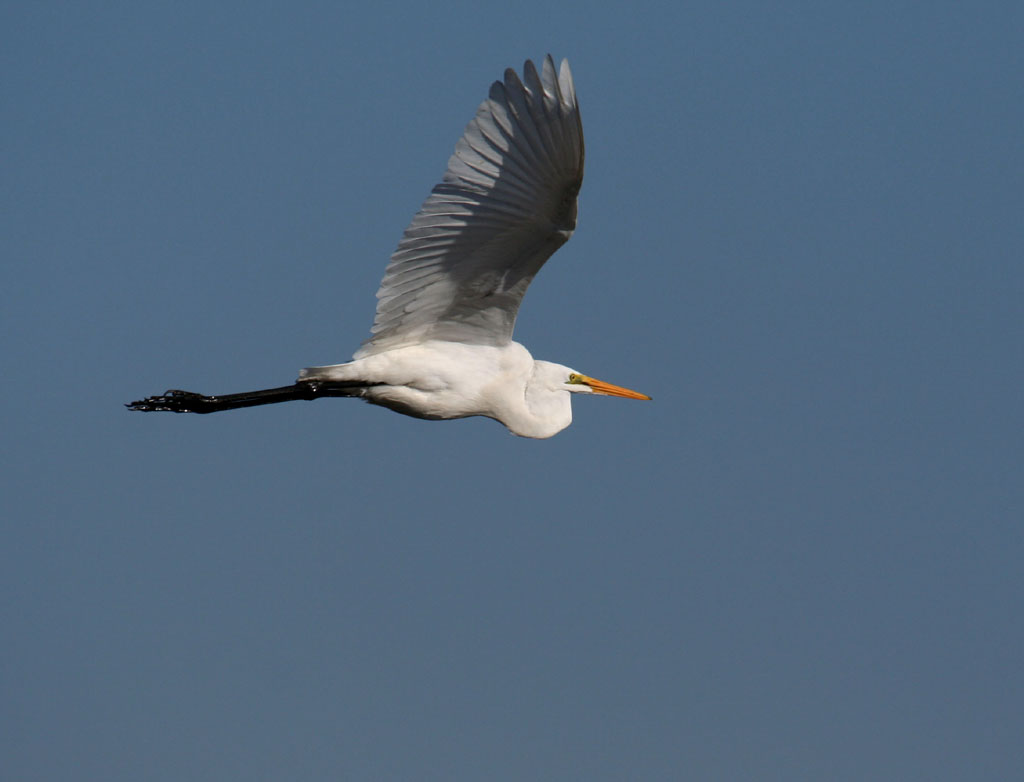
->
[126, 380, 367, 414]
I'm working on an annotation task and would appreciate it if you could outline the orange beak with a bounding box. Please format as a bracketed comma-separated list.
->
[580, 375, 651, 400]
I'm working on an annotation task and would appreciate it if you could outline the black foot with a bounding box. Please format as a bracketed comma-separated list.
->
[126, 389, 214, 413]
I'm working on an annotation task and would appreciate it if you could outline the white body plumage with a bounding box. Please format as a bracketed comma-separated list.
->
[302, 342, 585, 439]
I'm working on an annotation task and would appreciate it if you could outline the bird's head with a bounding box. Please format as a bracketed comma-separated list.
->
[564, 370, 651, 400]
[513, 361, 650, 438]
[533, 361, 650, 400]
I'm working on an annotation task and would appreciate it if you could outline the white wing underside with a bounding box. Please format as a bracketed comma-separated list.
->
[355, 55, 584, 358]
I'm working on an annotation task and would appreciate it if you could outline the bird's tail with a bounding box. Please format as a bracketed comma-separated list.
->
[298, 362, 359, 382]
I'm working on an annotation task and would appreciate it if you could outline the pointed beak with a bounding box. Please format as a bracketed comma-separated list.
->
[580, 375, 651, 400]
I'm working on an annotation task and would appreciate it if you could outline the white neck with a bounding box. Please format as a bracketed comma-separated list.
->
[498, 361, 574, 439]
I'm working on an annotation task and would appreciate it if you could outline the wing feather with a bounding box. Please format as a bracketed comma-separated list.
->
[356, 55, 584, 357]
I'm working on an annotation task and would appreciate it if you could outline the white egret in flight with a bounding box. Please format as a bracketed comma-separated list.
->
[128, 55, 650, 438]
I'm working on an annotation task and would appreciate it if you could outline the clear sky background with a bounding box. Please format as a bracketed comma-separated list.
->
[3, 2, 1022, 780]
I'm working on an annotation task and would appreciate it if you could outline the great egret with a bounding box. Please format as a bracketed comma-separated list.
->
[128, 55, 650, 438]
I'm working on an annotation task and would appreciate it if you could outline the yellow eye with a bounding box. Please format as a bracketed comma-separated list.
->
[568, 373, 581, 384]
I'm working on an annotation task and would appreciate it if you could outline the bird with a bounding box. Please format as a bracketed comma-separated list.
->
[127, 55, 650, 439]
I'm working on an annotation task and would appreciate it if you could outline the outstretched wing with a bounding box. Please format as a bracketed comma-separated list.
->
[356, 55, 584, 357]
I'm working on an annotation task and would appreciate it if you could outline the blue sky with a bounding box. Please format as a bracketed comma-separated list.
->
[3, 2, 1022, 780]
